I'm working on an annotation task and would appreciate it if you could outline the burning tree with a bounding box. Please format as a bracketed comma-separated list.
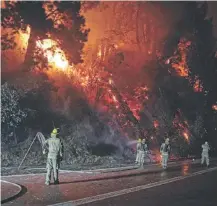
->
[2, 1, 217, 163]
[162, 2, 217, 154]
[1, 1, 88, 70]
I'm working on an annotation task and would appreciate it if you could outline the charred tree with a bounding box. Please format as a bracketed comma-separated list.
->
[105, 76, 143, 139]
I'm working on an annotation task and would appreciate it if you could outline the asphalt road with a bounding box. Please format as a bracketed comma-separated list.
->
[81, 169, 217, 206]
[2, 162, 217, 206]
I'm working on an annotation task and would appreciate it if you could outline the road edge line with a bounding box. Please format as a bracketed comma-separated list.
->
[49, 166, 217, 206]
[0, 180, 22, 203]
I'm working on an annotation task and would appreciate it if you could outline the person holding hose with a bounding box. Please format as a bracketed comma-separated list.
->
[43, 128, 64, 185]
[160, 138, 170, 169]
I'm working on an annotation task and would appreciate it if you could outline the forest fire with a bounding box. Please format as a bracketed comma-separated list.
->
[153, 120, 159, 128]
[36, 39, 69, 71]
[193, 79, 203, 92]
[183, 132, 189, 141]
[2, 1, 217, 166]
[173, 112, 190, 142]
[212, 104, 217, 111]
[169, 38, 203, 93]
[171, 38, 191, 77]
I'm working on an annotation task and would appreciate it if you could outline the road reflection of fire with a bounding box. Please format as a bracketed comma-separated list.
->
[182, 163, 189, 176]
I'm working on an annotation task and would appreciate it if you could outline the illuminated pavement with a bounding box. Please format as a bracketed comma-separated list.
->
[1, 160, 217, 206]
[78, 169, 217, 206]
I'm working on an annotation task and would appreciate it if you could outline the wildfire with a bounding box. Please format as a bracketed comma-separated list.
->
[168, 38, 191, 77]
[173, 112, 190, 142]
[193, 77, 203, 92]
[36, 39, 69, 71]
[122, 86, 149, 121]
[183, 132, 189, 141]
[212, 105, 217, 111]
[97, 49, 102, 58]
[168, 38, 203, 93]
[19, 26, 31, 49]
[153, 120, 159, 128]
[112, 95, 117, 102]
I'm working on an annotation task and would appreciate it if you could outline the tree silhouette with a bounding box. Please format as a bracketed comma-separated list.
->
[165, 2, 217, 146]
[181, 2, 216, 143]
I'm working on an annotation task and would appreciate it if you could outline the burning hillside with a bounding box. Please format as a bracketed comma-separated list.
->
[2, 1, 217, 161]
[3, 2, 196, 142]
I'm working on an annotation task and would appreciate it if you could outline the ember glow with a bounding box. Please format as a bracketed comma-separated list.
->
[153, 120, 159, 128]
[121, 86, 149, 121]
[212, 104, 217, 111]
[36, 39, 69, 71]
[171, 38, 191, 77]
[193, 79, 203, 92]
[183, 132, 189, 141]
[173, 112, 190, 142]
[168, 38, 203, 93]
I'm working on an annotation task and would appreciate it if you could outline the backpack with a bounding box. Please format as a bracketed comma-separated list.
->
[161, 143, 170, 153]
[164, 144, 170, 153]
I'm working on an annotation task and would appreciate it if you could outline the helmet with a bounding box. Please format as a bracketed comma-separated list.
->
[205, 141, 208, 145]
[166, 138, 170, 142]
[138, 138, 142, 143]
[51, 128, 59, 135]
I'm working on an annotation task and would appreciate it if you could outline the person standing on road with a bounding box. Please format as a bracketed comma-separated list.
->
[201, 141, 210, 167]
[160, 138, 170, 169]
[135, 138, 142, 165]
[43, 128, 64, 185]
[141, 138, 148, 166]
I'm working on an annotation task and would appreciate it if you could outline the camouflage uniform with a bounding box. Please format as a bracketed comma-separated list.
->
[160, 138, 170, 169]
[201, 142, 210, 166]
[43, 132, 63, 185]
[135, 139, 142, 164]
[136, 139, 148, 167]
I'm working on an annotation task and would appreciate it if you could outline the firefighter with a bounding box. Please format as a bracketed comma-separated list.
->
[201, 141, 210, 167]
[43, 128, 63, 185]
[160, 138, 170, 169]
[141, 138, 148, 166]
[135, 138, 142, 165]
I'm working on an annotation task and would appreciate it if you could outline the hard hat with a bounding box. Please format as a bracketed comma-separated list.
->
[205, 141, 208, 145]
[166, 138, 170, 142]
[51, 128, 59, 135]
[138, 138, 142, 143]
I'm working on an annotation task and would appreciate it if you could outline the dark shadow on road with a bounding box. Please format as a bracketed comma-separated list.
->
[56, 163, 212, 186]
[56, 165, 187, 186]
[1, 185, 27, 204]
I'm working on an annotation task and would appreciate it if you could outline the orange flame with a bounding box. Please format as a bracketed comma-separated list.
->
[153, 120, 159, 128]
[183, 132, 189, 141]
[212, 105, 217, 111]
[36, 39, 69, 71]
[170, 38, 191, 77]
[193, 78, 203, 92]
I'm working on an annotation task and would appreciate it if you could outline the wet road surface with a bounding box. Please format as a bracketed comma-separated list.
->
[82, 169, 217, 206]
[2, 162, 217, 206]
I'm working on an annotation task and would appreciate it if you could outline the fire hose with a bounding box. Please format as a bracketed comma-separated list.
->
[18, 132, 46, 170]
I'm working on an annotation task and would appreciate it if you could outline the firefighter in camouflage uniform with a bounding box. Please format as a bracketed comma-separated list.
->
[43, 128, 64, 185]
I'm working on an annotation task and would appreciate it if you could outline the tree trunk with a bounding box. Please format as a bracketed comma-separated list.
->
[23, 27, 37, 71]
[13, 127, 17, 145]
[108, 82, 143, 138]
[136, 2, 142, 52]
